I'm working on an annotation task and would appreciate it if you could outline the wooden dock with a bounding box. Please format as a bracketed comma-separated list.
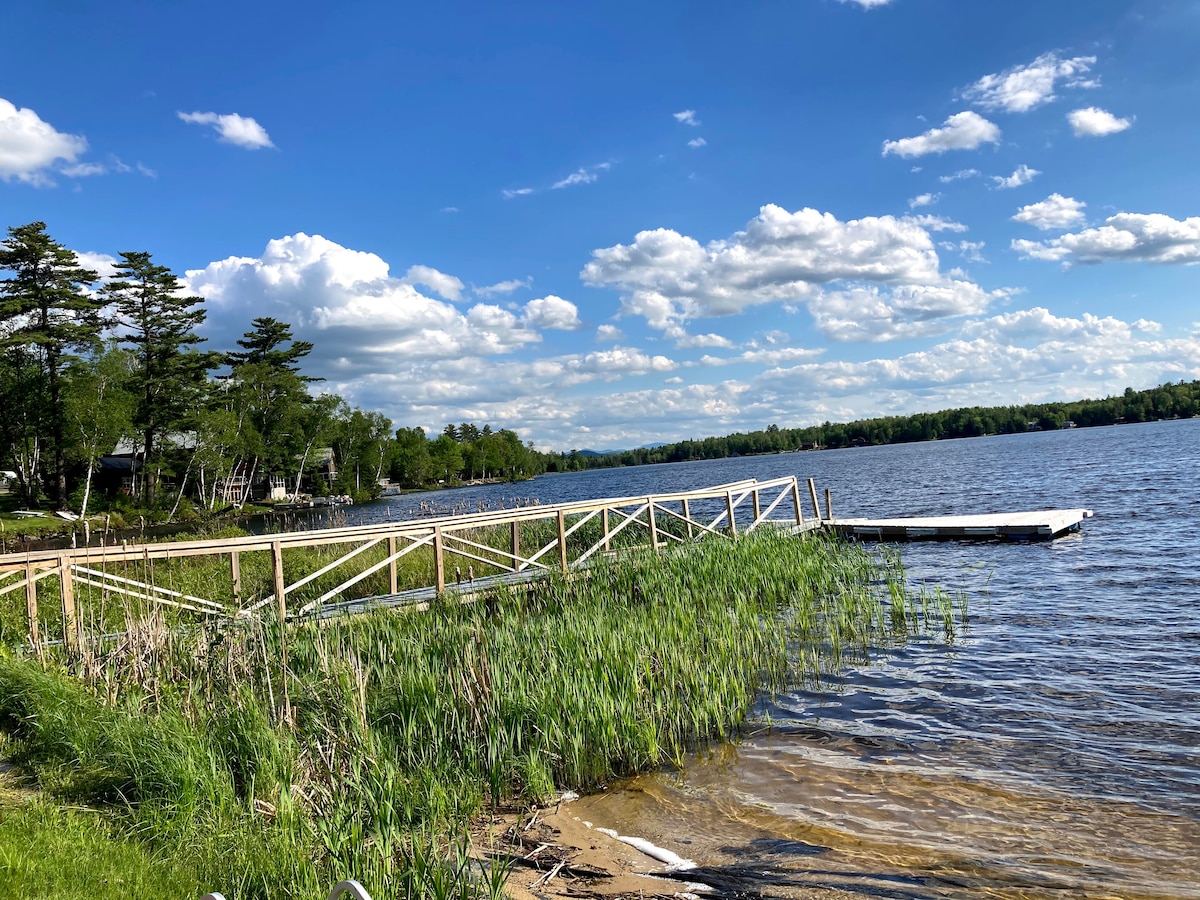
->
[829, 509, 1093, 541]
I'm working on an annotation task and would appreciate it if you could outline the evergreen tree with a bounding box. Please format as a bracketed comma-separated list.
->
[103, 251, 219, 504]
[225, 316, 320, 381]
[0, 222, 103, 509]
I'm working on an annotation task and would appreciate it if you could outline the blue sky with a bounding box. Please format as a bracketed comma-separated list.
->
[3, 0, 1198, 449]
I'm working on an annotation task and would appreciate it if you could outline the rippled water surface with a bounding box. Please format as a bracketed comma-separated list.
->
[350, 420, 1200, 898]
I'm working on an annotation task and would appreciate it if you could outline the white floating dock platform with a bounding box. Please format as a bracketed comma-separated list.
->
[830, 509, 1093, 541]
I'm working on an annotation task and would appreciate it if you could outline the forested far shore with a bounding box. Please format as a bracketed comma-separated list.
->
[565, 379, 1200, 470]
[0, 221, 559, 521]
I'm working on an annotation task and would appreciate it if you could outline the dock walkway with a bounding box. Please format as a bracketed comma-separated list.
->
[830, 509, 1093, 541]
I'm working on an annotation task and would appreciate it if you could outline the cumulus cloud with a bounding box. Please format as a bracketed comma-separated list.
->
[807, 279, 1011, 342]
[523, 295, 582, 330]
[177, 111, 274, 149]
[596, 324, 624, 342]
[673, 110, 700, 126]
[1068, 107, 1132, 137]
[1012, 212, 1200, 264]
[583, 203, 1005, 343]
[400, 265, 465, 302]
[961, 52, 1098, 113]
[688, 137, 707, 148]
[903, 214, 969, 232]
[882, 111, 1001, 158]
[908, 192, 941, 208]
[0, 97, 88, 184]
[1011, 193, 1087, 230]
[939, 168, 980, 183]
[185, 233, 541, 378]
[992, 164, 1040, 189]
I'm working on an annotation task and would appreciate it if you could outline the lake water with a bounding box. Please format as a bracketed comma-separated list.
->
[348, 419, 1200, 899]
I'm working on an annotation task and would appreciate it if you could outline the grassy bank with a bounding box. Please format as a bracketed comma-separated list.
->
[0, 531, 960, 899]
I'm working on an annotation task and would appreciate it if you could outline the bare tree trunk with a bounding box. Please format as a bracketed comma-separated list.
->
[293, 441, 315, 501]
[238, 456, 259, 508]
[79, 453, 96, 519]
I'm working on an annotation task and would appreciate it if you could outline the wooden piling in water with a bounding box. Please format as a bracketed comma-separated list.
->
[825, 488, 833, 522]
[791, 480, 805, 528]
[726, 490, 737, 536]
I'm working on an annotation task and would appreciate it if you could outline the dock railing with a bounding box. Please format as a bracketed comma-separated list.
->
[0, 475, 824, 653]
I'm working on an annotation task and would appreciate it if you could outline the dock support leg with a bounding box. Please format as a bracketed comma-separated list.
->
[726, 491, 737, 537]
[272, 540, 290, 721]
[230, 551, 242, 605]
[648, 497, 659, 551]
[511, 520, 522, 571]
[682, 498, 694, 540]
[752, 489, 761, 528]
[791, 479, 805, 529]
[602, 508, 610, 552]
[808, 478, 821, 521]
[388, 536, 398, 595]
[824, 488, 833, 522]
[25, 562, 39, 654]
[557, 510, 568, 573]
[59, 555, 78, 653]
[434, 527, 445, 593]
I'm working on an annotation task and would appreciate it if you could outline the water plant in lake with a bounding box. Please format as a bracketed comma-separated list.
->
[0, 530, 956, 899]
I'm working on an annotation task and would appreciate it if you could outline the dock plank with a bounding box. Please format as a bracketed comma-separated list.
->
[830, 509, 1093, 541]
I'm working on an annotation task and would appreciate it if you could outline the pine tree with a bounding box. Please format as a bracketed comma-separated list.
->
[103, 251, 219, 504]
[224, 316, 320, 381]
[0, 222, 103, 509]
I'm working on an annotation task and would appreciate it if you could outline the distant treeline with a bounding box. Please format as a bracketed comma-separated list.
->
[564, 380, 1200, 470]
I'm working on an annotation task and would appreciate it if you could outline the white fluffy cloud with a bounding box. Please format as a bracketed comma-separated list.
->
[185, 233, 545, 375]
[0, 97, 88, 184]
[1067, 107, 1132, 137]
[882, 111, 1001, 158]
[992, 164, 1040, 189]
[673, 110, 700, 126]
[523, 295, 583, 330]
[596, 324, 624, 342]
[1012, 193, 1087, 230]
[961, 52, 1098, 113]
[582, 204, 1007, 344]
[1013, 212, 1200, 264]
[688, 137, 707, 148]
[400, 265, 465, 301]
[177, 111, 274, 149]
[908, 192, 940, 208]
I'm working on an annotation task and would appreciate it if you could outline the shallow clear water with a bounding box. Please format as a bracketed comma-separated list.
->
[349, 419, 1200, 898]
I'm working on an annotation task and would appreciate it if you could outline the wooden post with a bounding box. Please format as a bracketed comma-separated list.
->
[230, 551, 242, 605]
[647, 497, 659, 551]
[434, 526, 445, 593]
[752, 488, 761, 525]
[557, 510, 568, 573]
[726, 491, 737, 537]
[682, 498, 694, 540]
[808, 478, 821, 521]
[59, 555, 78, 652]
[511, 520, 522, 571]
[791, 479, 805, 528]
[387, 536, 398, 595]
[601, 508, 611, 552]
[824, 488, 833, 522]
[271, 540, 290, 721]
[25, 562, 39, 650]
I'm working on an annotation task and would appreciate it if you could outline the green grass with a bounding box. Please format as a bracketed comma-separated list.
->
[0, 802, 202, 899]
[0, 530, 961, 900]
